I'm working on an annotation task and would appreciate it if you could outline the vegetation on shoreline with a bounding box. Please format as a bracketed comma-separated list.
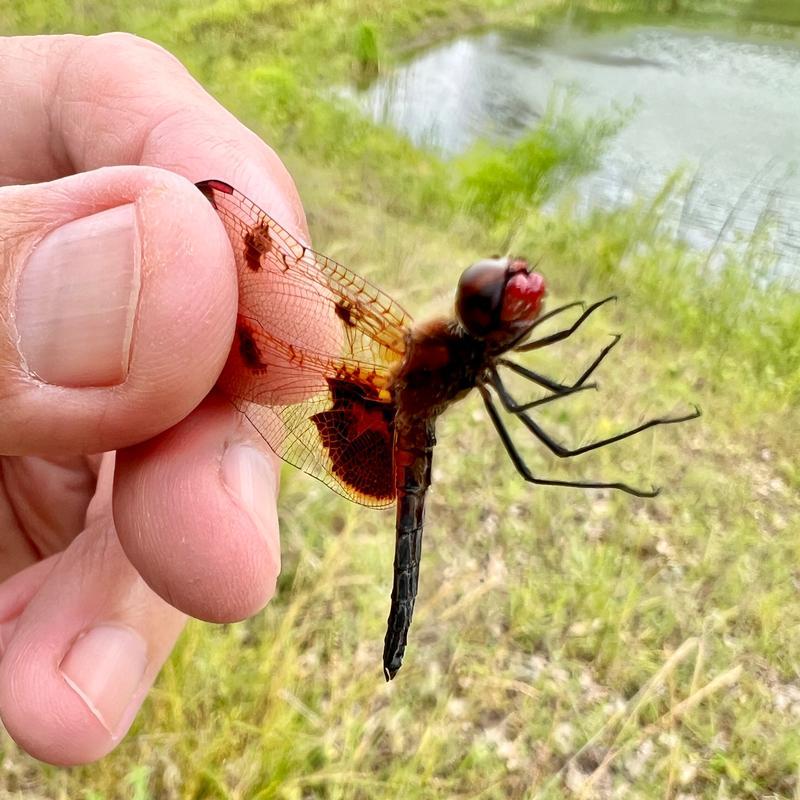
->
[2, 0, 799, 797]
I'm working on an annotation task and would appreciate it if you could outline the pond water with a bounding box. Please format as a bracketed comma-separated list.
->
[347, 26, 800, 280]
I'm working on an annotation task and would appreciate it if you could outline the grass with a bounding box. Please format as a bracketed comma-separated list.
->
[3, 0, 800, 797]
[456, 91, 628, 226]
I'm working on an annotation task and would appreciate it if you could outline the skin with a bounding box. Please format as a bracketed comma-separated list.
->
[0, 33, 309, 765]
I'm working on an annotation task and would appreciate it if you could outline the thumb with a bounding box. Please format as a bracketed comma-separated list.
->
[0, 166, 236, 455]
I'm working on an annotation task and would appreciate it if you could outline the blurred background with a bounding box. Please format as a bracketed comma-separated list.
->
[2, 1, 799, 797]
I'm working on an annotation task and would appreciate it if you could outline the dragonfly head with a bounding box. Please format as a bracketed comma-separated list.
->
[455, 258, 546, 341]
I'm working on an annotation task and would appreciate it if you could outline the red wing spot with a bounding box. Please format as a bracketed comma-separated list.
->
[237, 324, 268, 374]
[311, 377, 395, 501]
[206, 179, 234, 195]
[196, 179, 234, 209]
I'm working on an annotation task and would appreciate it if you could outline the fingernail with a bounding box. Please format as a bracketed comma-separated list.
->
[222, 445, 281, 567]
[17, 204, 140, 387]
[60, 624, 148, 736]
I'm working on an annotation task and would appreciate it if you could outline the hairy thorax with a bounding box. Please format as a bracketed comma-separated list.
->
[393, 318, 487, 428]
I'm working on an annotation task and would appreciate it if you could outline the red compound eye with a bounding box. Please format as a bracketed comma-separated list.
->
[501, 268, 545, 324]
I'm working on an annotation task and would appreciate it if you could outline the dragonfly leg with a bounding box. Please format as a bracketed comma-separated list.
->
[516, 296, 616, 352]
[571, 333, 620, 388]
[492, 377, 702, 459]
[505, 300, 587, 350]
[490, 367, 597, 412]
[496, 332, 621, 407]
[479, 386, 659, 497]
[495, 359, 572, 393]
[525, 300, 586, 331]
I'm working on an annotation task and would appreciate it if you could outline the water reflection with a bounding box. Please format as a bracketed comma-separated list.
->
[348, 27, 800, 280]
[353, 32, 545, 153]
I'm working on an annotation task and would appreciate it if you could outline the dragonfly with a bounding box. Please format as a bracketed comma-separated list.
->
[196, 179, 700, 681]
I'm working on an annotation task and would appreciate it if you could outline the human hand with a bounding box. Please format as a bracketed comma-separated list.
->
[0, 33, 305, 765]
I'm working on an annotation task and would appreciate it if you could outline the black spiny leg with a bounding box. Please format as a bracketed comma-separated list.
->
[496, 333, 621, 409]
[493, 361, 574, 394]
[569, 333, 620, 388]
[492, 379, 598, 412]
[491, 374, 702, 459]
[516, 296, 617, 352]
[525, 300, 586, 331]
[478, 386, 659, 497]
[505, 300, 587, 351]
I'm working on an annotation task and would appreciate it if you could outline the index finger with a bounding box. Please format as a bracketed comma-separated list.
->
[0, 32, 307, 238]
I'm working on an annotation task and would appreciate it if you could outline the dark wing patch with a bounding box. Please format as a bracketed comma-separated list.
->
[311, 377, 396, 502]
[335, 300, 355, 327]
[237, 320, 269, 373]
[221, 317, 396, 506]
[243, 222, 273, 272]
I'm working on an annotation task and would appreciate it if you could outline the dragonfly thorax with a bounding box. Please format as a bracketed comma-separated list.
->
[393, 318, 487, 422]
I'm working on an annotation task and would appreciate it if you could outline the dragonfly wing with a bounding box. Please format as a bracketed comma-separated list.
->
[197, 179, 411, 365]
[225, 322, 397, 507]
[198, 180, 410, 507]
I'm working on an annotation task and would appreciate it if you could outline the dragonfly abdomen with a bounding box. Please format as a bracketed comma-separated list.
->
[383, 419, 435, 680]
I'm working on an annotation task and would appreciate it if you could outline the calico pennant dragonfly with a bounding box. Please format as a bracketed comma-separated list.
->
[197, 179, 700, 681]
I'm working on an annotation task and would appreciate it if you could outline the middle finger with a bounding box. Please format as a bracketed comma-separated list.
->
[0, 454, 99, 580]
